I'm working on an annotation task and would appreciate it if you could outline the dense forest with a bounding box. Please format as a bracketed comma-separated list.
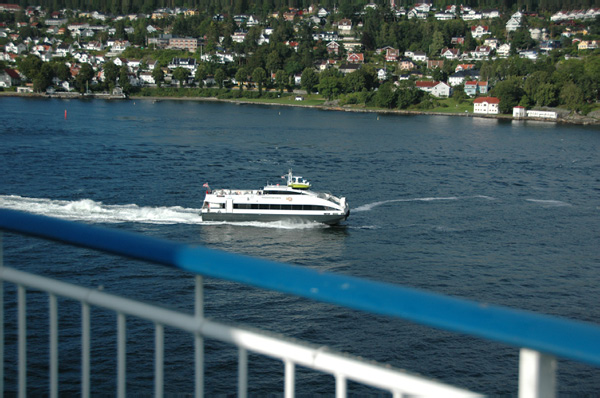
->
[13, 0, 600, 17]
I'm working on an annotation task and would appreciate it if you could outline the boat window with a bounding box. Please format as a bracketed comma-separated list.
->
[231, 204, 338, 211]
[264, 191, 303, 195]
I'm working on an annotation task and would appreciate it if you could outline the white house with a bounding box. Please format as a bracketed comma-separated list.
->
[506, 17, 521, 32]
[473, 96, 500, 114]
[415, 81, 452, 98]
[497, 43, 511, 57]
[431, 81, 452, 98]
[441, 48, 460, 60]
[338, 19, 352, 34]
[139, 71, 155, 85]
[471, 25, 489, 39]
[513, 106, 526, 118]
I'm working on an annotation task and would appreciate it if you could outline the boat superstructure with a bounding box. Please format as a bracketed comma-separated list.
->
[201, 171, 349, 224]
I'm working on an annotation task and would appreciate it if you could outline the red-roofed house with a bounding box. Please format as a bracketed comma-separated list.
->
[471, 25, 489, 38]
[455, 64, 475, 72]
[441, 47, 460, 59]
[327, 41, 340, 55]
[385, 48, 399, 62]
[0, 68, 21, 87]
[473, 96, 500, 114]
[416, 80, 452, 97]
[347, 53, 364, 63]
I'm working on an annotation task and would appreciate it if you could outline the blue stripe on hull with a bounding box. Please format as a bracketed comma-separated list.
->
[201, 212, 347, 225]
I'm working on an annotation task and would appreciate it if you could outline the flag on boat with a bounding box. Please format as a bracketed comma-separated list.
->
[203, 182, 209, 188]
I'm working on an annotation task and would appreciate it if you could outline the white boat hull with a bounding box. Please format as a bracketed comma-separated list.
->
[201, 209, 350, 225]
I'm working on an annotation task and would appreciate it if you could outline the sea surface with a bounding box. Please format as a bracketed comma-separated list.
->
[1, 96, 599, 396]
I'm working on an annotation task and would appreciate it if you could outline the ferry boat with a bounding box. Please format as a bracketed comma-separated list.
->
[201, 170, 350, 224]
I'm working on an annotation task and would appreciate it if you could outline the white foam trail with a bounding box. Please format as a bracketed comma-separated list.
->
[525, 199, 572, 207]
[352, 196, 459, 212]
[0, 195, 204, 224]
[0, 195, 331, 229]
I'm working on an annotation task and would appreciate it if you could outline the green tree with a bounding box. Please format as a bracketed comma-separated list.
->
[534, 83, 558, 107]
[452, 84, 467, 104]
[375, 82, 396, 109]
[252, 67, 266, 95]
[560, 82, 584, 111]
[195, 65, 207, 88]
[523, 71, 550, 100]
[75, 63, 94, 93]
[214, 68, 226, 88]
[344, 70, 366, 93]
[235, 67, 247, 90]
[172, 67, 190, 88]
[429, 31, 445, 58]
[300, 67, 318, 94]
[33, 63, 55, 92]
[319, 76, 342, 100]
[118, 65, 131, 93]
[152, 67, 164, 87]
[275, 69, 287, 94]
[103, 60, 120, 87]
[491, 78, 524, 114]
[397, 87, 423, 109]
[266, 50, 282, 76]
[54, 63, 71, 82]
[17, 55, 43, 81]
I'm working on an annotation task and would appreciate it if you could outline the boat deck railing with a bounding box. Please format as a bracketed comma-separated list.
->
[1, 208, 600, 397]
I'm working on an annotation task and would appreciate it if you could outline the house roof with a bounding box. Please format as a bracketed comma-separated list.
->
[474, 96, 499, 104]
[416, 80, 439, 88]
[4, 68, 20, 79]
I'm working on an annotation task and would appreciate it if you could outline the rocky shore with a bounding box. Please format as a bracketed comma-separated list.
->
[2, 91, 599, 125]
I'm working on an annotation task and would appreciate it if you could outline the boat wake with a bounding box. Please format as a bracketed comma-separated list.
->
[352, 196, 461, 212]
[0, 195, 331, 229]
[0, 195, 204, 225]
[525, 199, 572, 207]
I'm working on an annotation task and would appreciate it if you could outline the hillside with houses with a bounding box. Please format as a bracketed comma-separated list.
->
[1, 1, 600, 119]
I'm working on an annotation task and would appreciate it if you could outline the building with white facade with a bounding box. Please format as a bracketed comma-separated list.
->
[473, 97, 500, 114]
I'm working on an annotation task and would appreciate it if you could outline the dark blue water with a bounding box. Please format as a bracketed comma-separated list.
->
[1, 97, 599, 396]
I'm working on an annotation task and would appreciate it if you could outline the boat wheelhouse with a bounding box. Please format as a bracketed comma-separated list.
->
[201, 171, 349, 225]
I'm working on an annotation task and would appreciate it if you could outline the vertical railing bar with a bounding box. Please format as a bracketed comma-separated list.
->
[18, 284, 26, 398]
[238, 347, 248, 398]
[117, 312, 126, 398]
[194, 275, 204, 398]
[81, 302, 90, 398]
[284, 360, 295, 398]
[335, 374, 347, 398]
[0, 232, 4, 397]
[155, 323, 164, 398]
[518, 348, 557, 398]
[49, 293, 58, 398]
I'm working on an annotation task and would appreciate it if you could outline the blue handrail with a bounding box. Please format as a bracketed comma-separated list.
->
[1, 208, 600, 367]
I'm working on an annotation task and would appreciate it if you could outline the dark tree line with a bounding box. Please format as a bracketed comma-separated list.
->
[14, 0, 600, 16]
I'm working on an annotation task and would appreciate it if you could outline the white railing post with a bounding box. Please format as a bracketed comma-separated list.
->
[519, 348, 556, 398]
[238, 347, 248, 398]
[18, 285, 26, 398]
[335, 374, 347, 398]
[82, 302, 90, 398]
[0, 232, 4, 396]
[194, 275, 204, 398]
[284, 360, 295, 398]
[49, 293, 58, 398]
[155, 323, 164, 398]
[117, 312, 126, 398]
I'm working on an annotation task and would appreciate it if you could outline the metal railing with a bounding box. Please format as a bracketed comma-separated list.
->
[1, 208, 600, 397]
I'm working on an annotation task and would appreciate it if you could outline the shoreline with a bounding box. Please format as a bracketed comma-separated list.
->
[2, 91, 599, 125]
